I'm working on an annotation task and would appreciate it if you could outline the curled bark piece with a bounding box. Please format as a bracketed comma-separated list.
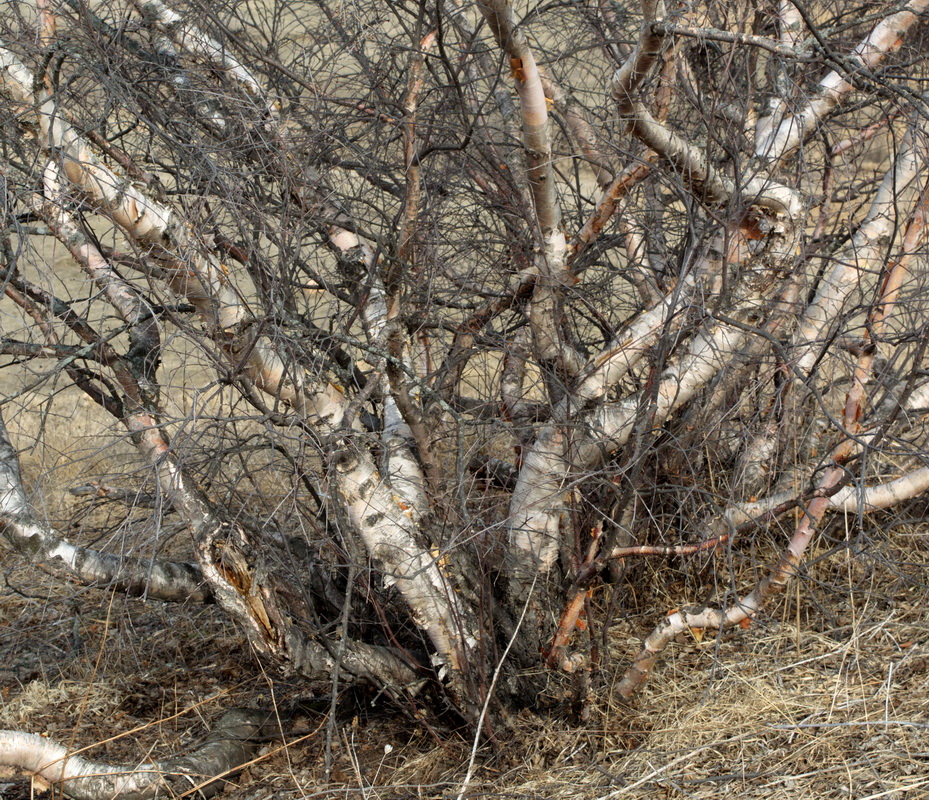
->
[0, 708, 272, 800]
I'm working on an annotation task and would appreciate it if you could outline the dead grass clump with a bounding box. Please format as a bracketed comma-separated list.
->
[0, 678, 122, 728]
[403, 522, 929, 800]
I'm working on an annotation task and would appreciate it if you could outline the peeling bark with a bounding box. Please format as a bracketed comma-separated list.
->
[0, 42, 473, 696]
[509, 318, 750, 576]
[618, 176, 929, 697]
[613, 0, 802, 218]
[2, 0, 929, 729]
[477, 0, 584, 376]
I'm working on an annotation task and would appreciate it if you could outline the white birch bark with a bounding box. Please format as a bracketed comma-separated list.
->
[501, 326, 535, 436]
[565, 277, 695, 409]
[477, 0, 584, 376]
[358, 278, 428, 518]
[736, 121, 928, 494]
[612, 0, 663, 105]
[510, 198, 799, 574]
[726, 464, 929, 526]
[132, 0, 276, 120]
[539, 71, 614, 189]
[618, 420, 929, 698]
[618, 457, 847, 697]
[0, 413, 209, 603]
[130, 13, 228, 132]
[754, 1, 805, 148]
[0, 709, 269, 800]
[791, 122, 926, 376]
[612, 1, 802, 219]
[508, 182, 800, 594]
[618, 182, 929, 695]
[331, 449, 478, 675]
[441, 0, 534, 211]
[0, 44, 476, 687]
[620, 98, 802, 217]
[510, 319, 750, 572]
[322, 229, 477, 677]
[112, 378, 422, 686]
[757, 0, 929, 160]
[1, 45, 346, 423]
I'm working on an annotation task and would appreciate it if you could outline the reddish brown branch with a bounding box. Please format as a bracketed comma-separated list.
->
[609, 534, 732, 560]
[569, 158, 654, 262]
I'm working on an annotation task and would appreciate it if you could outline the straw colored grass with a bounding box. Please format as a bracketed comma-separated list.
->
[3, 515, 925, 799]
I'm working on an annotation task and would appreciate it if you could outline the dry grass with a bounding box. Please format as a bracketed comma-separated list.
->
[1, 514, 927, 800]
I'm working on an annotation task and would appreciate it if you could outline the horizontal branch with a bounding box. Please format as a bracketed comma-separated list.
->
[728, 464, 929, 525]
[0, 412, 210, 603]
[0, 708, 271, 799]
[652, 21, 815, 59]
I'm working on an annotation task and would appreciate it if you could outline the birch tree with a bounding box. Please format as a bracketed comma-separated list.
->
[1, 0, 929, 793]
